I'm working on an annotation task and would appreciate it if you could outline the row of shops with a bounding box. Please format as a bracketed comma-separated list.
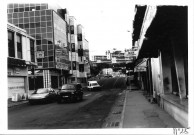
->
[133, 5, 188, 127]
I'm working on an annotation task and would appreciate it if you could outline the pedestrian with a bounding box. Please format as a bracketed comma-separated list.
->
[126, 76, 130, 90]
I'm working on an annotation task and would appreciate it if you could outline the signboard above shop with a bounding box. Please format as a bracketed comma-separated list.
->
[134, 67, 146, 72]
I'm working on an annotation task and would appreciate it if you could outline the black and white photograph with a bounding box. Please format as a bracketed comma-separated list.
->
[0, 0, 194, 134]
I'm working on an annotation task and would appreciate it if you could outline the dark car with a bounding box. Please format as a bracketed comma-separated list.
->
[56, 83, 83, 103]
[28, 88, 57, 104]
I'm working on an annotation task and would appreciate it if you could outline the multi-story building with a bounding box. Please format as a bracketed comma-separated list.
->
[84, 39, 91, 78]
[91, 55, 107, 62]
[91, 48, 136, 65]
[105, 48, 136, 64]
[69, 16, 79, 83]
[7, 23, 36, 101]
[7, 3, 91, 89]
[77, 24, 87, 84]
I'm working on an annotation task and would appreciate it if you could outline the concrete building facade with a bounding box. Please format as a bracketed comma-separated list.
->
[7, 23, 36, 101]
[133, 5, 188, 127]
[7, 3, 90, 89]
[7, 3, 70, 89]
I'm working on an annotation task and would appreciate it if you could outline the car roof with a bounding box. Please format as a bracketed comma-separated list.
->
[88, 81, 98, 83]
[62, 83, 81, 86]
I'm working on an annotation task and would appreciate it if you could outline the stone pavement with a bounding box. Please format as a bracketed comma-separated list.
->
[103, 88, 183, 128]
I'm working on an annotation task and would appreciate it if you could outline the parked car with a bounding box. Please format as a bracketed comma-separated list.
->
[87, 81, 101, 91]
[56, 83, 83, 103]
[104, 75, 113, 78]
[28, 88, 57, 104]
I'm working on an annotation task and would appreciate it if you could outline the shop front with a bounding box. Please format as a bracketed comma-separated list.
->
[8, 61, 28, 101]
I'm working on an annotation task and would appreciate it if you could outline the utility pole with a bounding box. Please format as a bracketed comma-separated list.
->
[31, 67, 36, 90]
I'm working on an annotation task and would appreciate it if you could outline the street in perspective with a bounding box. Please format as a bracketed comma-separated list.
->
[6, 1, 191, 133]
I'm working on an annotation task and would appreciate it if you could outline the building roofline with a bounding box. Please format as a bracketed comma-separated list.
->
[7, 23, 35, 40]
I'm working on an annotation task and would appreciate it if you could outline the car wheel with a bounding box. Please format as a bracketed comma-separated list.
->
[29, 101, 34, 105]
[76, 96, 80, 102]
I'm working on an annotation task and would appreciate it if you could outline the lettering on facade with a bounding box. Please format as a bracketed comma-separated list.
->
[8, 86, 25, 90]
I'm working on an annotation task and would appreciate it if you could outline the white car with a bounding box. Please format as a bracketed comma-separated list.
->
[87, 81, 101, 91]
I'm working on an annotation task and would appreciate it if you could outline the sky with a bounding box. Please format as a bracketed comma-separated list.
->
[57, 0, 135, 57]
[4, 0, 190, 58]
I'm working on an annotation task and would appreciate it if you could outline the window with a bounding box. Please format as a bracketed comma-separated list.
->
[70, 26, 74, 34]
[35, 11, 40, 16]
[49, 56, 54, 61]
[25, 7, 30, 11]
[78, 49, 83, 56]
[17, 34, 22, 59]
[8, 31, 15, 57]
[19, 24, 23, 29]
[24, 23, 29, 29]
[24, 12, 29, 17]
[73, 61, 76, 70]
[30, 39, 35, 62]
[48, 40, 53, 45]
[35, 6, 40, 10]
[19, 8, 24, 12]
[77, 34, 82, 41]
[79, 64, 84, 72]
[71, 43, 75, 52]
[14, 8, 19, 12]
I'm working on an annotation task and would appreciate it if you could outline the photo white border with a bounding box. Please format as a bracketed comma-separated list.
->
[0, 0, 193, 134]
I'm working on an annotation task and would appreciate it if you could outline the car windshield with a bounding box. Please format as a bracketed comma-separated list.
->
[92, 83, 98, 86]
[35, 88, 49, 94]
[62, 84, 75, 90]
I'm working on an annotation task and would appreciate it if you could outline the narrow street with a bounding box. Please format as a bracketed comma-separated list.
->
[5, 2, 190, 134]
[8, 77, 126, 129]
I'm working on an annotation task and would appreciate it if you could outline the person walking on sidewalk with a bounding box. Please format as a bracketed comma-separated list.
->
[126, 76, 130, 90]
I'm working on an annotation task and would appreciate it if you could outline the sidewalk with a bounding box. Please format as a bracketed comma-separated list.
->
[8, 100, 28, 108]
[103, 87, 183, 128]
[122, 90, 183, 128]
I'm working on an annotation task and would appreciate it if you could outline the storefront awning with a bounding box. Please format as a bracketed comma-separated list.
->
[8, 57, 26, 67]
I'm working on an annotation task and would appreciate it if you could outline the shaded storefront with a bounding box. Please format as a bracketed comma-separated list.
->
[133, 5, 188, 127]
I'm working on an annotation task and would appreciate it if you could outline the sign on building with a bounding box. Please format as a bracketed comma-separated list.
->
[36, 51, 44, 58]
[134, 67, 146, 72]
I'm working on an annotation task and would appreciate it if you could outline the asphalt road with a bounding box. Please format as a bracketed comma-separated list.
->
[8, 77, 127, 129]
[98, 77, 126, 90]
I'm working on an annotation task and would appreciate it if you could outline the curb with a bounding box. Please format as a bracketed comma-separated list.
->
[119, 90, 128, 128]
[8, 100, 29, 108]
[102, 90, 127, 128]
